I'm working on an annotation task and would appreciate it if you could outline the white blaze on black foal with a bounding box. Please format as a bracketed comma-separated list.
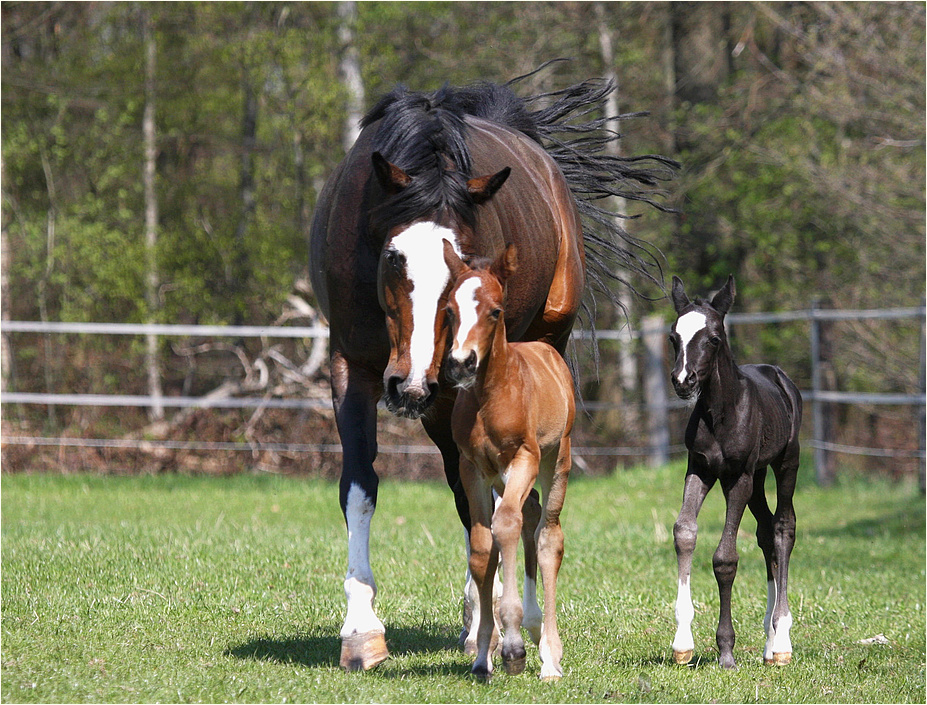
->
[668, 275, 802, 669]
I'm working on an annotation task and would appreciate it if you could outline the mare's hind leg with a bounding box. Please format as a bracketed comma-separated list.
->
[672, 463, 715, 665]
[521, 492, 543, 646]
[713, 469, 754, 669]
[767, 446, 799, 665]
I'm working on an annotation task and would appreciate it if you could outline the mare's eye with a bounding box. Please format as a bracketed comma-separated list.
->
[444, 305, 455, 320]
[384, 250, 400, 269]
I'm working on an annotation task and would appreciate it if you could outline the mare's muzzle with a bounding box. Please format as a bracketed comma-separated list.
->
[384, 373, 439, 419]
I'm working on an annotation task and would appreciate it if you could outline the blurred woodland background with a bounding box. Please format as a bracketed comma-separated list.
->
[2, 2, 924, 479]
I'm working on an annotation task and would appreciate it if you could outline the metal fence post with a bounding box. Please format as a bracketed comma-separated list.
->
[642, 314, 670, 467]
[810, 299, 831, 485]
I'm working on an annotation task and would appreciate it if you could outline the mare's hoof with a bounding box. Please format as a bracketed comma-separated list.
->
[672, 649, 694, 665]
[340, 631, 388, 671]
[765, 651, 792, 666]
[503, 655, 526, 675]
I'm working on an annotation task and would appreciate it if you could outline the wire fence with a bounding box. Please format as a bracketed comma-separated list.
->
[2, 305, 924, 482]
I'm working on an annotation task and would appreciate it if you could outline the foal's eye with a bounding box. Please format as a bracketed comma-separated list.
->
[709, 335, 721, 347]
[489, 308, 502, 320]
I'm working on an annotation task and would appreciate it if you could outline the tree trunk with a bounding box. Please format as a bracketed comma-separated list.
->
[1, 155, 12, 394]
[143, 10, 164, 421]
[669, 1, 730, 152]
[338, 0, 365, 153]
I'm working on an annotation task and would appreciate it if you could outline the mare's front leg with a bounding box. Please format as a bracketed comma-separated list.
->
[672, 462, 715, 665]
[332, 352, 388, 671]
[494, 446, 539, 675]
[714, 469, 753, 669]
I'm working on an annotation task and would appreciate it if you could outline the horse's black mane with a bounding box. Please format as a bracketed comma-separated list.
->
[361, 64, 680, 336]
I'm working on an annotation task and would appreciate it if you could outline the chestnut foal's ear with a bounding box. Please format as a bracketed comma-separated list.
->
[671, 275, 690, 315]
[372, 151, 412, 194]
[467, 167, 511, 205]
[442, 239, 469, 280]
[491, 243, 518, 285]
[710, 274, 736, 316]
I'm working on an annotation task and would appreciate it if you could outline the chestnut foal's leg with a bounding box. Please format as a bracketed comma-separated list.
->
[672, 465, 715, 664]
[713, 470, 753, 669]
[521, 491, 544, 647]
[461, 458, 500, 679]
[536, 438, 571, 681]
[767, 446, 799, 665]
[494, 446, 540, 675]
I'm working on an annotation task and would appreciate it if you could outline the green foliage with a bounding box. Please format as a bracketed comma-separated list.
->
[2, 466, 924, 702]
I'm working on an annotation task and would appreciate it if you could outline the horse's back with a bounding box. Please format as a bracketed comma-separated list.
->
[466, 118, 585, 349]
[742, 363, 803, 449]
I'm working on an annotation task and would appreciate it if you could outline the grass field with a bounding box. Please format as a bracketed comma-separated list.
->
[2, 461, 924, 703]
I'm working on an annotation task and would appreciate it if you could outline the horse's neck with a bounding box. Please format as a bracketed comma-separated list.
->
[476, 319, 512, 400]
[702, 346, 744, 421]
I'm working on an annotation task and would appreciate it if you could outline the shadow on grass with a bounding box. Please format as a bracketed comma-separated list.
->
[227, 624, 461, 671]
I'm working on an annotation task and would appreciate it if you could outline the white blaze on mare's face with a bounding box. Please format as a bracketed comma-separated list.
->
[389, 222, 460, 391]
[674, 311, 707, 383]
[450, 276, 482, 361]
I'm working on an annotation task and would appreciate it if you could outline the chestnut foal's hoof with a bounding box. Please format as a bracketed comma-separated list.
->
[503, 655, 526, 675]
[765, 651, 792, 666]
[340, 631, 388, 671]
[672, 649, 694, 665]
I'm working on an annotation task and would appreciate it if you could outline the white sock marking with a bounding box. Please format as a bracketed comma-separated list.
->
[672, 577, 695, 653]
[341, 483, 385, 638]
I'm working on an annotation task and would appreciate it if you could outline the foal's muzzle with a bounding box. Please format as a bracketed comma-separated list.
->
[445, 351, 478, 389]
[673, 371, 699, 400]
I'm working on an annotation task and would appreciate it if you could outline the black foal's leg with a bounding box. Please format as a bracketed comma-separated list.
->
[672, 463, 716, 664]
[332, 354, 388, 671]
[714, 470, 753, 669]
[747, 466, 778, 650]
[767, 446, 799, 665]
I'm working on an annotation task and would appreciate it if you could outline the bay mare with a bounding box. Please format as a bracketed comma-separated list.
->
[309, 65, 677, 670]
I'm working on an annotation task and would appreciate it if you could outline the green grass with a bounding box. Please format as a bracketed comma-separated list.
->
[2, 463, 924, 703]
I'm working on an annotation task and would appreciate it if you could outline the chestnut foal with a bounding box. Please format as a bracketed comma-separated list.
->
[442, 240, 575, 681]
[669, 275, 802, 669]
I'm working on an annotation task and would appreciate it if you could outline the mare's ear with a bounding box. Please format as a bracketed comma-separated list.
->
[671, 276, 690, 314]
[372, 152, 412, 194]
[491, 243, 518, 284]
[467, 167, 511, 205]
[442, 239, 469, 280]
[710, 275, 736, 316]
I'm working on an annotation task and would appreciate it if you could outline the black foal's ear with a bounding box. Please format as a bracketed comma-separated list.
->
[372, 151, 412, 194]
[467, 167, 511, 205]
[711, 275, 736, 316]
[671, 276, 690, 314]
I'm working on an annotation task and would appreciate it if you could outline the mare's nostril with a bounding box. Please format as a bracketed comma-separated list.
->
[464, 351, 477, 372]
[386, 375, 402, 399]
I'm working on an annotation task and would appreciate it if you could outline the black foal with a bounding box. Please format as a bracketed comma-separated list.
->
[668, 275, 802, 669]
